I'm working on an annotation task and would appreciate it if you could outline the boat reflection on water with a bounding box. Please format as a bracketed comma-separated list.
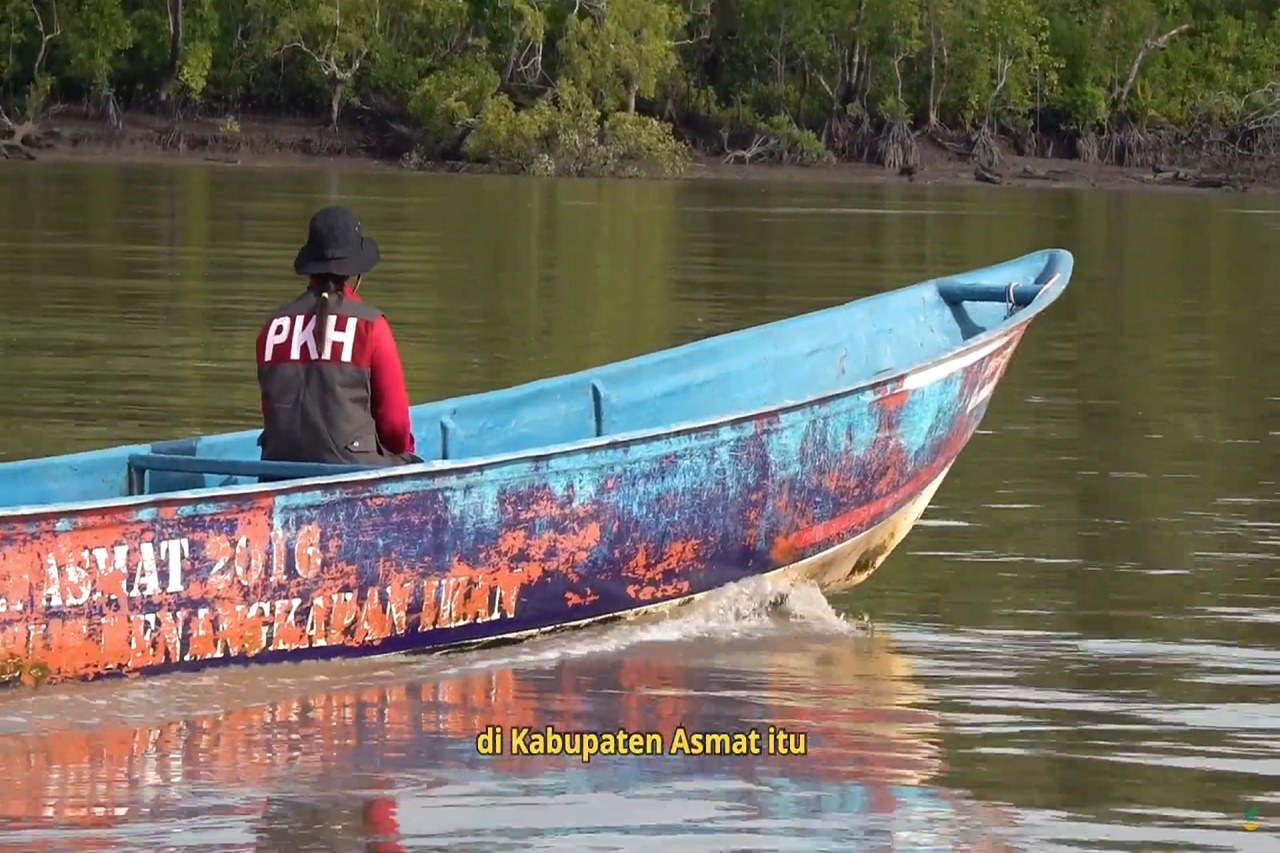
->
[0, 627, 1021, 851]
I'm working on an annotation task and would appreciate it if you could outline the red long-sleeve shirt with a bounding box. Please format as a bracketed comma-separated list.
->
[362, 312, 416, 455]
[258, 284, 415, 456]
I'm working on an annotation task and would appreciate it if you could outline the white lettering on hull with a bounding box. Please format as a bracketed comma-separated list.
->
[41, 538, 190, 608]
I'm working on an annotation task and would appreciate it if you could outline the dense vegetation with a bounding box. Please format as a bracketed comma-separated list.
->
[4, 0, 1280, 176]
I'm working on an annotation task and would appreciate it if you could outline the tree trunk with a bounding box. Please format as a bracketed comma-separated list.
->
[330, 79, 346, 128]
[926, 18, 940, 126]
[160, 0, 184, 103]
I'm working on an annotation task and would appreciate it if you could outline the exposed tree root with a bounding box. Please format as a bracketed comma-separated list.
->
[719, 128, 780, 164]
[1009, 127, 1037, 156]
[1074, 131, 1099, 164]
[157, 119, 184, 151]
[1101, 120, 1159, 167]
[0, 140, 36, 160]
[875, 119, 919, 171]
[822, 112, 876, 162]
[1037, 133, 1056, 159]
[969, 125, 1001, 170]
[927, 132, 969, 157]
[0, 112, 60, 160]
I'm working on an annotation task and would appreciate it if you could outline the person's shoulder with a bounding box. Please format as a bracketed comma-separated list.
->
[264, 290, 313, 317]
[341, 297, 385, 321]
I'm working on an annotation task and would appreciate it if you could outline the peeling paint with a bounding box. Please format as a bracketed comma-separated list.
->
[0, 329, 1027, 686]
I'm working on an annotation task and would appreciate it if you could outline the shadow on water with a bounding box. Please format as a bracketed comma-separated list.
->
[0, 579, 1019, 852]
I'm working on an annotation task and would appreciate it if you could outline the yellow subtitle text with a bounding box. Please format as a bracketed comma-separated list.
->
[474, 725, 808, 763]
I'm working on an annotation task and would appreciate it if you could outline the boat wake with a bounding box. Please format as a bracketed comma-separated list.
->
[423, 574, 864, 678]
[0, 576, 861, 736]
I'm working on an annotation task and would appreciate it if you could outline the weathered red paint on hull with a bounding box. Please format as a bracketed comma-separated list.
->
[0, 326, 1027, 687]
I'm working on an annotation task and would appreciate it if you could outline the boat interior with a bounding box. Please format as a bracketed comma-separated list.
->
[0, 249, 1071, 513]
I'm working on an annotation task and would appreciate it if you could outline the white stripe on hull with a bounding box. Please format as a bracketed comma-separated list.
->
[902, 335, 1008, 391]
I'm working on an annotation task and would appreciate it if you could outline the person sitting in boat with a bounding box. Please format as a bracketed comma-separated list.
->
[255, 205, 419, 468]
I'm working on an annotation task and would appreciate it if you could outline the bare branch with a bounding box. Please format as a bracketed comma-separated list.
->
[31, 0, 60, 77]
[891, 49, 909, 117]
[278, 0, 374, 127]
[1111, 23, 1193, 113]
[985, 50, 1013, 126]
[1239, 82, 1280, 132]
[814, 72, 835, 101]
[723, 132, 779, 164]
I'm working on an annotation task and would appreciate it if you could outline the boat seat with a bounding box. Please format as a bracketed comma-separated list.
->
[936, 280, 1045, 307]
[125, 453, 379, 496]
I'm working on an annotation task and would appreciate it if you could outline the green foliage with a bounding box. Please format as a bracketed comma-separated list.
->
[560, 0, 686, 113]
[463, 84, 595, 175]
[362, 0, 473, 100]
[270, 0, 386, 121]
[0, 0, 33, 84]
[1057, 83, 1110, 130]
[945, 0, 1058, 127]
[178, 41, 214, 101]
[864, 0, 925, 118]
[3, 0, 1280, 169]
[600, 111, 693, 177]
[408, 54, 501, 155]
[62, 0, 134, 95]
[18, 74, 54, 120]
[464, 81, 692, 178]
[756, 114, 835, 166]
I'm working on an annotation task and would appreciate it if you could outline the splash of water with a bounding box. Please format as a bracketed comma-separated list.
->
[0, 574, 859, 735]
[426, 575, 863, 678]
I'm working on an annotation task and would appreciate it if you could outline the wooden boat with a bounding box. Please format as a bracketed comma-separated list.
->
[0, 249, 1073, 686]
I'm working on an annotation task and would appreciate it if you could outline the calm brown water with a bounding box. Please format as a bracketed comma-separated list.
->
[0, 162, 1277, 852]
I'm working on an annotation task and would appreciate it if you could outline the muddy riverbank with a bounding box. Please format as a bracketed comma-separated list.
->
[5, 108, 1274, 195]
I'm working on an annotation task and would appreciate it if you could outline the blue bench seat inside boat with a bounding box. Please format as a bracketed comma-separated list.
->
[0, 249, 1066, 510]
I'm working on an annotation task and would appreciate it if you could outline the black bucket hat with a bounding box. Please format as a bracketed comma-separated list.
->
[293, 205, 381, 277]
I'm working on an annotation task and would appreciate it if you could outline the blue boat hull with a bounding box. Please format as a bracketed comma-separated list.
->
[0, 250, 1073, 685]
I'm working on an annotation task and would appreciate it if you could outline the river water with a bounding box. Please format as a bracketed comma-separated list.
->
[0, 162, 1276, 852]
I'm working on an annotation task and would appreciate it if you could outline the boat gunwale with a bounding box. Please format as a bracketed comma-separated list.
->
[0, 249, 1073, 520]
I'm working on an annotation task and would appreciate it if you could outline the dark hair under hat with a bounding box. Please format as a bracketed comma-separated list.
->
[294, 205, 381, 277]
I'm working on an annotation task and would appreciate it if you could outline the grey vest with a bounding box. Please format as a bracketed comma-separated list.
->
[257, 290, 398, 467]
